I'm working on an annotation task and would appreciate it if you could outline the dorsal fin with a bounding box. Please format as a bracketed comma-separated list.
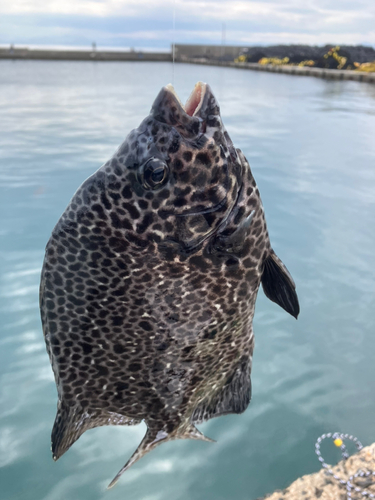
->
[51, 401, 141, 461]
[191, 357, 252, 425]
[261, 251, 300, 319]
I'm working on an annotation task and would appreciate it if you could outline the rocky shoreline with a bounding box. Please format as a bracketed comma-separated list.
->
[234, 44, 375, 65]
[255, 442, 375, 500]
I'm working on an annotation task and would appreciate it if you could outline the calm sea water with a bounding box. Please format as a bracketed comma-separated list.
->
[0, 61, 375, 500]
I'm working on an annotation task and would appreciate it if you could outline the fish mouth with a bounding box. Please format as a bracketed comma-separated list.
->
[165, 82, 207, 117]
[162, 82, 241, 225]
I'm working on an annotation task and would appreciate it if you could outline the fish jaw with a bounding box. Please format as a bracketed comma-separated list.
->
[164, 81, 206, 118]
[151, 82, 205, 139]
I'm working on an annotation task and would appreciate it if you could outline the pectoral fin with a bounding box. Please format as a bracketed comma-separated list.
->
[261, 251, 300, 319]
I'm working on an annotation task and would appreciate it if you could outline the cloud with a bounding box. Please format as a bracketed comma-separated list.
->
[235, 30, 375, 46]
[2, 0, 173, 16]
[82, 28, 375, 46]
[1, 0, 374, 24]
[0, 0, 374, 48]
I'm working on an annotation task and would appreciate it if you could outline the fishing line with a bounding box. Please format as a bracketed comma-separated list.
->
[172, 0, 176, 85]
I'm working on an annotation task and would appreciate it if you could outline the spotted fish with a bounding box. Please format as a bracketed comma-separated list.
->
[40, 82, 299, 487]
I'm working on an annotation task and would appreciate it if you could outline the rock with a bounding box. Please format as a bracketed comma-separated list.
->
[256, 443, 375, 500]
[242, 45, 375, 64]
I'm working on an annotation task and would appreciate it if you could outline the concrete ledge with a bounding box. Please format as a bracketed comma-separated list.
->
[0, 48, 172, 62]
[178, 58, 375, 83]
[256, 442, 375, 500]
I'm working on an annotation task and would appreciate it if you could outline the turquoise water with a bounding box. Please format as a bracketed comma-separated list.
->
[0, 60, 375, 500]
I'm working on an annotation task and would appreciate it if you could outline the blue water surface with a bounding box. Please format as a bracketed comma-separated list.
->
[0, 60, 374, 500]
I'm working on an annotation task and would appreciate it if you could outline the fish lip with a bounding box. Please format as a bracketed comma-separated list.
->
[165, 81, 207, 118]
[184, 82, 207, 117]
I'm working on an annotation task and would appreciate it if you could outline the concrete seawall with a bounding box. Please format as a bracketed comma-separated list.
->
[178, 58, 375, 83]
[0, 47, 171, 62]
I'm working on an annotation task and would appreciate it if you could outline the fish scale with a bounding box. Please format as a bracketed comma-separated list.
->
[40, 81, 299, 488]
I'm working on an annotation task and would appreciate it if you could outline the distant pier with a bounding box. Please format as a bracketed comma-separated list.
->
[0, 47, 171, 62]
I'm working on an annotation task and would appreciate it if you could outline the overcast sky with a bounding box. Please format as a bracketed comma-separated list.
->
[0, 0, 374, 49]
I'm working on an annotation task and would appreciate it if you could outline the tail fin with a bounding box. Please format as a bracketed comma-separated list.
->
[107, 428, 169, 488]
[107, 424, 214, 488]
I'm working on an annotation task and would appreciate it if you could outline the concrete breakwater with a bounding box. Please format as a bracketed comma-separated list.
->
[1, 47, 374, 83]
[179, 58, 375, 84]
[173, 43, 375, 64]
[0, 47, 171, 62]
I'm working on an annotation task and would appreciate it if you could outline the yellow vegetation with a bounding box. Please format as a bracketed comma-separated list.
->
[233, 47, 375, 72]
[323, 46, 347, 69]
[298, 60, 315, 67]
[258, 57, 289, 65]
[354, 61, 375, 72]
[234, 55, 247, 63]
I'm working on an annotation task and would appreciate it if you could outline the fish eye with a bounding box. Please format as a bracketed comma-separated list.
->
[140, 158, 169, 190]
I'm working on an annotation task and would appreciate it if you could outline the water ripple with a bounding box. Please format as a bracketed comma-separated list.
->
[0, 61, 374, 500]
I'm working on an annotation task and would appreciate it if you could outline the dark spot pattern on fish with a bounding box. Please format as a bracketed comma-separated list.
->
[40, 81, 299, 488]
